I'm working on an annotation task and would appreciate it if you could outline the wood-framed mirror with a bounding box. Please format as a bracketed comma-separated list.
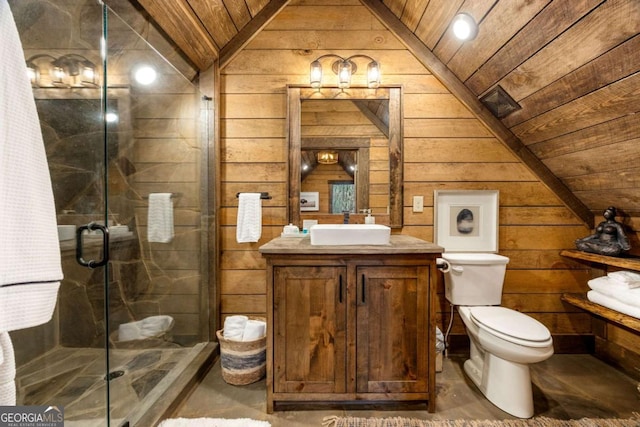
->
[288, 85, 403, 228]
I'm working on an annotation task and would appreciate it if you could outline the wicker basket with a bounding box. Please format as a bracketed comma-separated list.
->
[216, 320, 266, 386]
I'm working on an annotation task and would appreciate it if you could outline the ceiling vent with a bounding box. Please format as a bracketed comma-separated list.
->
[480, 85, 521, 118]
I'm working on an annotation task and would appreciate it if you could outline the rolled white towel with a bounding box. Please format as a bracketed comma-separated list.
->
[118, 319, 143, 342]
[118, 315, 175, 342]
[242, 319, 266, 341]
[223, 315, 248, 341]
[608, 270, 640, 289]
[139, 315, 174, 338]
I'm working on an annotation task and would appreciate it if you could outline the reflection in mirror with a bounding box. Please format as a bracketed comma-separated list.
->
[34, 88, 130, 215]
[288, 86, 403, 228]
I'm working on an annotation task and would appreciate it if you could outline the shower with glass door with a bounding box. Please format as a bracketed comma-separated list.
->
[7, 1, 213, 425]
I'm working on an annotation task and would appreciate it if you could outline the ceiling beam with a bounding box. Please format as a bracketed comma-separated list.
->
[136, 0, 219, 70]
[359, 0, 594, 228]
[220, 0, 292, 69]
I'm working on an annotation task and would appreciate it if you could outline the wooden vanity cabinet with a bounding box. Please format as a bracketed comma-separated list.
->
[261, 235, 441, 413]
[356, 264, 431, 395]
[272, 265, 347, 395]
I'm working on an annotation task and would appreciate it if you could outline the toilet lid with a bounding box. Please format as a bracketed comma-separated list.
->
[469, 306, 551, 344]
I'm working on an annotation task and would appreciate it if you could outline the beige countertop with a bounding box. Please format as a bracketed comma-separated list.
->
[259, 234, 443, 255]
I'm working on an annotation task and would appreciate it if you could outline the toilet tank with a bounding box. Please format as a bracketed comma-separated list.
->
[440, 253, 509, 306]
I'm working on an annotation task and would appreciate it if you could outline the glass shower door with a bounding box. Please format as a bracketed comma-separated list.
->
[102, 4, 211, 426]
[9, 0, 110, 425]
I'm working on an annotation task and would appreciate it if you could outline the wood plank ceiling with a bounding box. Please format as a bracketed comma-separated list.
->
[136, 0, 640, 223]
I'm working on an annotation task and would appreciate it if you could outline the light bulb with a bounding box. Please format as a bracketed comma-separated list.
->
[134, 65, 157, 85]
[452, 13, 478, 41]
[310, 60, 322, 89]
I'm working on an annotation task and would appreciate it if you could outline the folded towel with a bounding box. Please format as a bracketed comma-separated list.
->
[607, 270, 640, 289]
[148, 193, 174, 243]
[242, 319, 266, 341]
[588, 276, 640, 308]
[236, 193, 262, 243]
[223, 315, 248, 341]
[587, 290, 640, 320]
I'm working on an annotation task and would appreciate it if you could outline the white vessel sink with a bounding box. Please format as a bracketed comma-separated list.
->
[310, 224, 391, 246]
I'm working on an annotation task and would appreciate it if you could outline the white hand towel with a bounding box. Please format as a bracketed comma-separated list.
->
[148, 193, 174, 243]
[0, 0, 62, 331]
[223, 315, 248, 341]
[242, 319, 266, 341]
[236, 193, 262, 243]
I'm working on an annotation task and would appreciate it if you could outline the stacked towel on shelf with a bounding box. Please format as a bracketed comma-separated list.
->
[236, 193, 262, 243]
[587, 290, 640, 319]
[607, 270, 640, 288]
[222, 315, 266, 342]
[587, 272, 640, 319]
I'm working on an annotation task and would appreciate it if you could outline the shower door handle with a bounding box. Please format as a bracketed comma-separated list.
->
[76, 222, 110, 268]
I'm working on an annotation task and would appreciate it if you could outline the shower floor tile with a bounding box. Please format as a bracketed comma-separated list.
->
[15, 346, 193, 424]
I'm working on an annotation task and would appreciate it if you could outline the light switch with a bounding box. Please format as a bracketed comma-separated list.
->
[413, 195, 424, 213]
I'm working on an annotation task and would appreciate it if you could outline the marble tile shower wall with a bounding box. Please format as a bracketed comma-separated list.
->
[9, 0, 205, 364]
[48, 81, 203, 350]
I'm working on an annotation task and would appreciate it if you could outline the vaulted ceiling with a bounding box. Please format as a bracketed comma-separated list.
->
[134, 0, 640, 226]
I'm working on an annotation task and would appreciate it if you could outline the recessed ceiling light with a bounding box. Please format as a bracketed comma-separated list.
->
[452, 13, 478, 41]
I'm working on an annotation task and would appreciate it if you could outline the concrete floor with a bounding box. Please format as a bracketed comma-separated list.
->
[166, 354, 640, 426]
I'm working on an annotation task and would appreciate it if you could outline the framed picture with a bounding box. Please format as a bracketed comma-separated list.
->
[434, 190, 499, 252]
[300, 191, 319, 211]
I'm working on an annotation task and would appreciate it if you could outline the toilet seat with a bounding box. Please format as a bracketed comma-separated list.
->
[469, 306, 551, 347]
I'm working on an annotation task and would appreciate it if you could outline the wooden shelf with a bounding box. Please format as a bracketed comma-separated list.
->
[560, 249, 640, 271]
[560, 250, 640, 333]
[561, 293, 640, 333]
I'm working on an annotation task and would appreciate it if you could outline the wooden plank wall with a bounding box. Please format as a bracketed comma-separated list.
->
[126, 67, 204, 343]
[219, 0, 600, 351]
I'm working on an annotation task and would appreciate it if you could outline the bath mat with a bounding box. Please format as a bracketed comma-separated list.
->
[322, 414, 640, 427]
[158, 418, 270, 427]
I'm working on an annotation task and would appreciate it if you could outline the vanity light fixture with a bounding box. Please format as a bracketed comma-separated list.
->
[25, 54, 55, 87]
[317, 151, 339, 164]
[310, 54, 381, 90]
[26, 53, 97, 87]
[451, 13, 478, 41]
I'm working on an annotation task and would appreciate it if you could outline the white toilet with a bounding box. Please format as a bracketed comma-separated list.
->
[439, 252, 554, 418]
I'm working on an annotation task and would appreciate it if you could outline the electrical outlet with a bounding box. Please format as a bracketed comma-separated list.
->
[413, 195, 424, 213]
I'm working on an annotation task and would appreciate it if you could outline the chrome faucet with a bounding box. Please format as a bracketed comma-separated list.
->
[342, 211, 350, 224]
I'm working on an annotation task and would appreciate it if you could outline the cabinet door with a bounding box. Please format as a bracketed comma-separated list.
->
[356, 265, 430, 393]
[273, 266, 347, 394]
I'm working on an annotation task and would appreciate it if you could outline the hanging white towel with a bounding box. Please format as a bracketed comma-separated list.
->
[0, 0, 62, 331]
[148, 193, 174, 243]
[236, 193, 262, 243]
